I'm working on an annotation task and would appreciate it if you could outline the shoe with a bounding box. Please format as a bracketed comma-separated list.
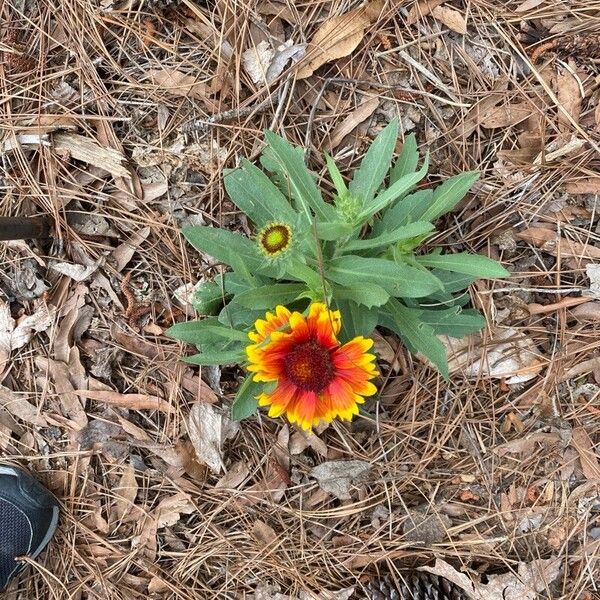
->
[0, 464, 59, 591]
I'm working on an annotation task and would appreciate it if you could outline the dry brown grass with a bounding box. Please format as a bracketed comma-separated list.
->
[0, 0, 599, 598]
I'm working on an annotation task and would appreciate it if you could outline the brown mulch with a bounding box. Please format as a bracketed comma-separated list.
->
[0, 0, 599, 598]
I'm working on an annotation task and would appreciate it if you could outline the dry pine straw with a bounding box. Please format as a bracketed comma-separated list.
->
[0, 0, 599, 598]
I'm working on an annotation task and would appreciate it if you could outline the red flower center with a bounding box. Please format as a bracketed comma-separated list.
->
[284, 340, 334, 392]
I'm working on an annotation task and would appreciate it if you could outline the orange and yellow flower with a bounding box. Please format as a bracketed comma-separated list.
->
[246, 303, 378, 431]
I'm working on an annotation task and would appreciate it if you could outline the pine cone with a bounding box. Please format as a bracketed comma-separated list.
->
[365, 571, 468, 600]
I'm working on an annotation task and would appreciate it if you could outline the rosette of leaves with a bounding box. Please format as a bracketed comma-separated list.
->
[168, 119, 508, 420]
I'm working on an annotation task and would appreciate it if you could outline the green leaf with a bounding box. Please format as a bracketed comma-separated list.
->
[418, 307, 486, 337]
[336, 299, 378, 340]
[218, 299, 263, 330]
[184, 349, 246, 366]
[344, 221, 434, 252]
[416, 252, 509, 278]
[389, 133, 418, 184]
[374, 189, 433, 234]
[420, 171, 479, 222]
[430, 269, 477, 293]
[235, 283, 307, 309]
[332, 283, 389, 308]
[357, 154, 429, 221]
[325, 153, 348, 198]
[231, 376, 262, 421]
[326, 256, 443, 298]
[285, 258, 323, 290]
[349, 119, 398, 207]
[262, 130, 337, 223]
[380, 298, 448, 378]
[223, 160, 297, 227]
[182, 226, 267, 282]
[191, 280, 227, 315]
[167, 317, 249, 345]
[316, 221, 356, 241]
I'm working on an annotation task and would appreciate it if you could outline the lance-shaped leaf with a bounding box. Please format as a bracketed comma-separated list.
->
[349, 119, 398, 208]
[262, 130, 337, 222]
[416, 252, 509, 278]
[357, 155, 429, 221]
[389, 133, 419, 184]
[326, 255, 443, 298]
[344, 221, 434, 252]
[223, 160, 297, 227]
[379, 298, 448, 378]
[420, 171, 479, 222]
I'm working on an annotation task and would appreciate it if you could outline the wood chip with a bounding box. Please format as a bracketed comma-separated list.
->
[53, 133, 130, 179]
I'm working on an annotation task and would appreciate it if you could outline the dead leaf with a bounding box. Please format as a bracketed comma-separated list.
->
[36, 357, 88, 429]
[112, 464, 138, 523]
[479, 102, 534, 129]
[494, 431, 563, 457]
[587, 264, 600, 300]
[516, 226, 600, 261]
[154, 492, 195, 528]
[243, 40, 274, 84]
[289, 429, 328, 458]
[310, 460, 370, 500]
[117, 416, 151, 442]
[571, 427, 600, 480]
[75, 389, 175, 414]
[420, 556, 562, 600]
[565, 178, 600, 194]
[215, 460, 250, 489]
[251, 519, 278, 546]
[406, 0, 446, 24]
[430, 5, 467, 34]
[328, 97, 379, 150]
[266, 41, 305, 82]
[570, 301, 600, 321]
[403, 510, 451, 545]
[443, 327, 544, 384]
[557, 62, 582, 132]
[296, 0, 384, 79]
[53, 132, 130, 179]
[515, 0, 545, 11]
[145, 68, 207, 100]
[110, 227, 151, 272]
[0, 301, 55, 367]
[0, 386, 48, 427]
[51, 259, 103, 282]
[187, 402, 238, 474]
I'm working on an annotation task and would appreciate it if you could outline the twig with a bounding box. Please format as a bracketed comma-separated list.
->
[182, 95, 274, 134]
[484, 286, 587, 294]
[527, 296, 593, 315]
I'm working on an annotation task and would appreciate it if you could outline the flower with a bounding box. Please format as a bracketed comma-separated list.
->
[246, 303, 378, 430]
[257, 222, 292, 258]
